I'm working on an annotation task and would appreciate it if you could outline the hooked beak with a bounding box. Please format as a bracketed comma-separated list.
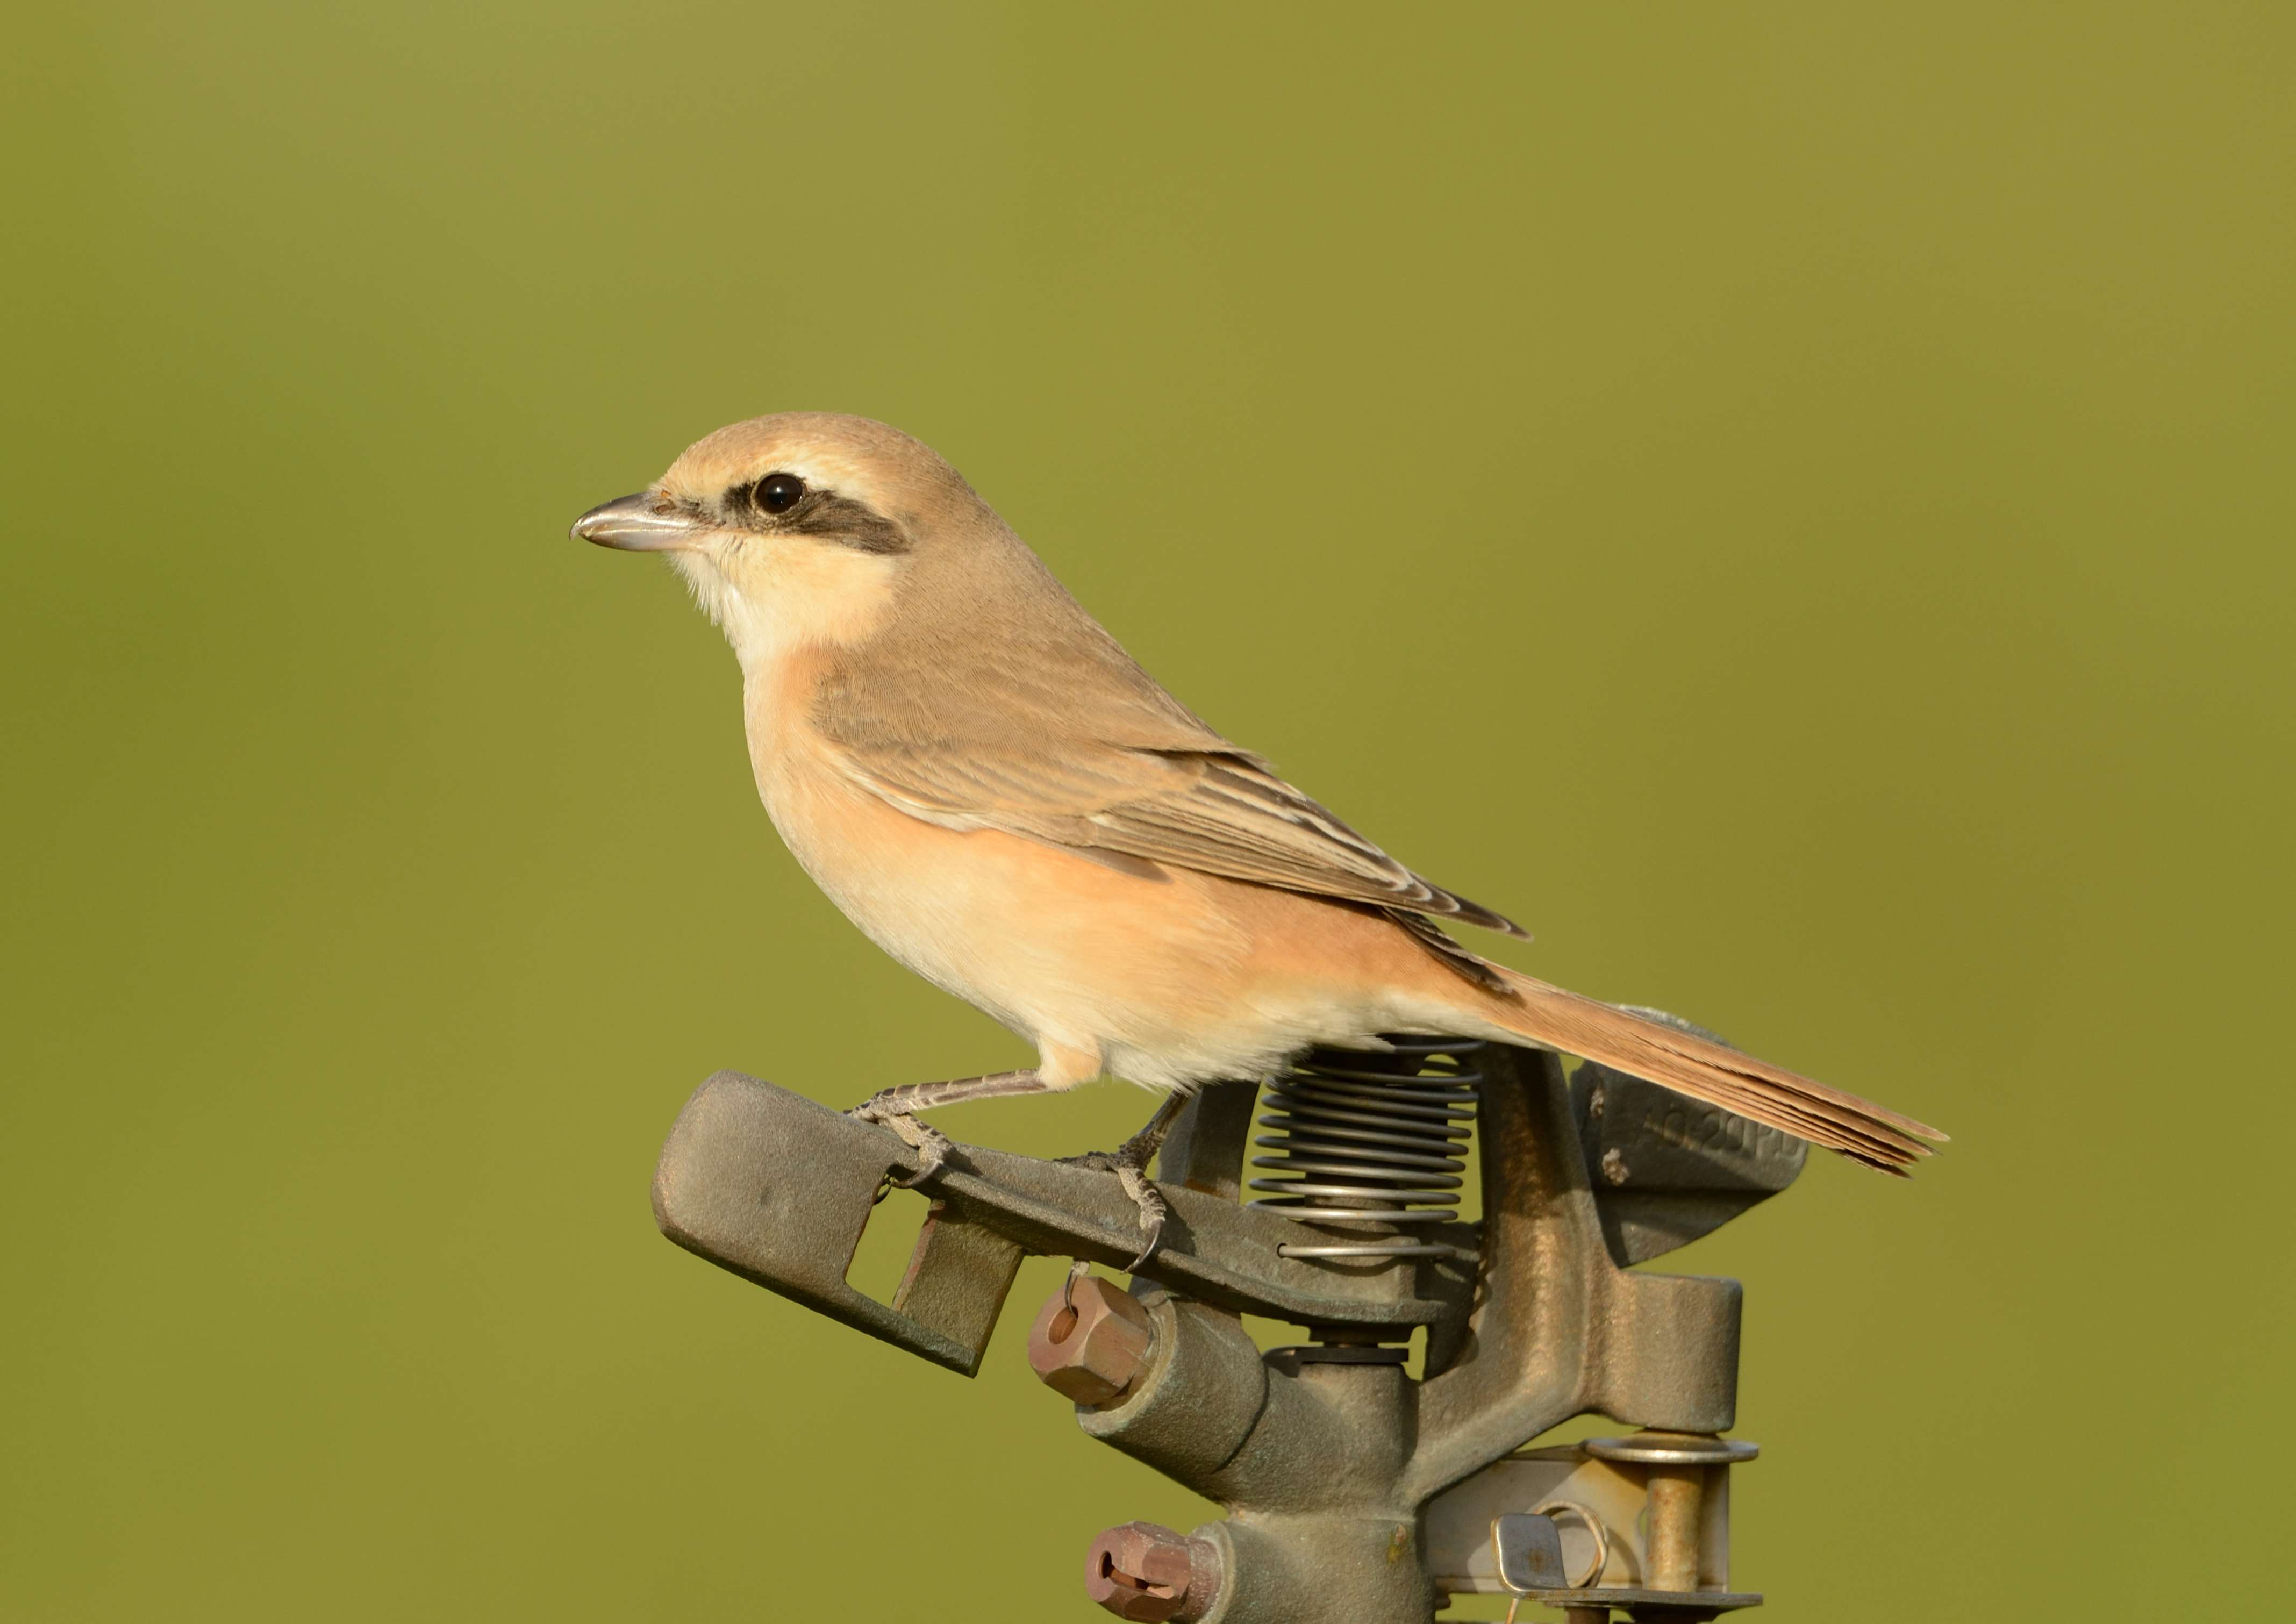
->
[571, 492, 707, 552]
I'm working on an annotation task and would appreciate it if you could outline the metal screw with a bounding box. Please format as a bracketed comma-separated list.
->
[1027, 1270, 1155, 1406]
[1083, 1521, 1220, 1622]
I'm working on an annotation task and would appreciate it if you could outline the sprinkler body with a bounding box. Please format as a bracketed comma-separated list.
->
[653, 1036, 1801, 1622]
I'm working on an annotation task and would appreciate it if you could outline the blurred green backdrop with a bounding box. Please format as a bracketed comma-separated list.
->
[4, 3, 2291, 1620]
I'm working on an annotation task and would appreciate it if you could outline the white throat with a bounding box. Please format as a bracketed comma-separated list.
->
[669, 537, 901, 675]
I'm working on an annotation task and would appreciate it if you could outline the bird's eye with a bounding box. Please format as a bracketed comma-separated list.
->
[754, 474, 807, 514]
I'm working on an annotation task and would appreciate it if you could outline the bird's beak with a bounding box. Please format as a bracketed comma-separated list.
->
[571, 492, 707, 552]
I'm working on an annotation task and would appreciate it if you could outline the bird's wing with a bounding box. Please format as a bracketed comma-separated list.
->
[809, 635, 1526, 936]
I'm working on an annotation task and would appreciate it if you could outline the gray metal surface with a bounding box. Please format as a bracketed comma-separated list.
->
[650, 1035, 1796, 1620]
[1492, 1512, 1567, 1591]
[1570, 1011, 1808, 1269]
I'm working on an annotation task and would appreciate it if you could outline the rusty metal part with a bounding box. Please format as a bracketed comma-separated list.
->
[1059, 1050, 1767, 1621]
[1028, 1271, 1155, 1406]
[1083, 1522, 1221, 1622]
[1645, 1467, 1704, 1592]
[1579, 1432, 1758, 1598]
[651, 1014, 1806, 1623]
[1427, 1439, 1759, 1607]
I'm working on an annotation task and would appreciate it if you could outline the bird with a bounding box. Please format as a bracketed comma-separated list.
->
[575, 412, 1944, 1254]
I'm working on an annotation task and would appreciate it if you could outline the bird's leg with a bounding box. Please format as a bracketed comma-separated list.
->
[846, 1069, 1053, 1187]
[1062, 1091, 1191, 1270]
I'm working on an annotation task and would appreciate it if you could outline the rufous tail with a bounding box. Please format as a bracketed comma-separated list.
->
[1462, 965, 1947, 1174]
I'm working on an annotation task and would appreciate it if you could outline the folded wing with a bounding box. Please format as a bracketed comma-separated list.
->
[809, 628, 1523, 935]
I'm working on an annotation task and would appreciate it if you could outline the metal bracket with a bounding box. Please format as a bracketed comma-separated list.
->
[652, 1070, 1477, 1375]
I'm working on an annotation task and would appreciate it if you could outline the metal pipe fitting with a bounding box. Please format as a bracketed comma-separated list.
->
[1076, 1292, 1271, 1490]
[1077, 1291, 1421, 1515]
[1083, 1521, 1222, 1622]
[1028, 1272, 1155, 1406]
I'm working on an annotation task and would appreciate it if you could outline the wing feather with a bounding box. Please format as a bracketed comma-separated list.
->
[804, 549, 1526, 935]
[825, 725, 1523, 935]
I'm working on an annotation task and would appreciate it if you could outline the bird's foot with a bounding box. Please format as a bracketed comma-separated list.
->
[842, 1069, 1058, 1193]
[848, 1099, 953, 1189]
[1058, 1142, 1169, 1270]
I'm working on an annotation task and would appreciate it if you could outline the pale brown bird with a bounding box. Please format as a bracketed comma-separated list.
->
[576, 413, 1943, 1244]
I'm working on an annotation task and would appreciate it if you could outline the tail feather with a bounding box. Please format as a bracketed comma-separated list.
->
[1470, 966, 1948, 1174]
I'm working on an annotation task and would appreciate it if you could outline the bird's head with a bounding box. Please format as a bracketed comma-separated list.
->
[574, 412, 981, 668]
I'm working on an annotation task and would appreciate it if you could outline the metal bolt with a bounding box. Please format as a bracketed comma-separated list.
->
[1582, 1430, 1756, 1595]
[1027, 1271, 1154, 1406]
[1083, 1521, 1220, 1622]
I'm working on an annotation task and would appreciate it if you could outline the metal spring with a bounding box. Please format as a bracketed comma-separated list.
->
[1246, 1036, 1484, 1261]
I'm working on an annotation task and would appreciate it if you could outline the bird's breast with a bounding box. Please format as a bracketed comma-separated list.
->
[735, 662, 1264, 1054]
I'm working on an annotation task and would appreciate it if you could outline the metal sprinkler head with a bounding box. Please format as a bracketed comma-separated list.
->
[651, 1026, 1803, 1622]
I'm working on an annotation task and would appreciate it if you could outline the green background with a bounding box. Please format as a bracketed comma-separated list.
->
[4, 4, 2290, 1620]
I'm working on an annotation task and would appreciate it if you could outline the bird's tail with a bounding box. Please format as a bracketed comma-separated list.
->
[1457, 965, 1947, 1173]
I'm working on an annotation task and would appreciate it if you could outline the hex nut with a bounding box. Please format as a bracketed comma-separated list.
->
[1027, 1274, 1155, 1406]
[1083, 1521, 1220, 1623]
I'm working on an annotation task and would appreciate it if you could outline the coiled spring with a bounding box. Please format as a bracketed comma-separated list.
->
[1246, 1036, 1484, 1261]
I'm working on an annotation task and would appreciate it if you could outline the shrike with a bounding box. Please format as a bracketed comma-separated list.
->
[577, 413, 1941, 1240]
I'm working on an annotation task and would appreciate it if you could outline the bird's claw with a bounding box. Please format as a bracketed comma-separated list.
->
[848, 1103, 952, 1188]
[1116, 1162, 1169, 1271]
[1059, 1147, 1169, 1270]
